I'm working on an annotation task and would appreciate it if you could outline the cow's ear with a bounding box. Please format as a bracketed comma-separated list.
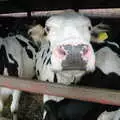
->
[43, 100, 57, 113]
[43, 100, 58, 120]
[28, 24, 45, 42]
[91, 23, 109, 43]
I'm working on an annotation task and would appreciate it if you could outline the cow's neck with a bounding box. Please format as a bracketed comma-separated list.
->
[55, 70, 85, 85]
[43, 70, 86, 103]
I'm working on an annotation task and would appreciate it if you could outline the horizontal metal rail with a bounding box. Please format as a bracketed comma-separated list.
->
[0, 8, 120, 18]
[78, 8, 120, 18]
[0, 75, 120, 106]
[0, 9, 73, 17]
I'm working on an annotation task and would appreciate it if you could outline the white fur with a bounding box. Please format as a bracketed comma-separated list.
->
[97, 109, 120, 120]
[46, 12, 92, 50]
[96, 47, 120, 75]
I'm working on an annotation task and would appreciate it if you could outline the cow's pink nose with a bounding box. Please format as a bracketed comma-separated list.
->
[81, 45, 89, 56]
[53, 46, 67, 59]
[53, 44, 90, 60]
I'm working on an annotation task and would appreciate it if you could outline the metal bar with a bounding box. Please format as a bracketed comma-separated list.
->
[0, 8, 120, 18]
[78, 8, 120, 18]
[0, 75, 120, 106]
[0, 9, 73, 17]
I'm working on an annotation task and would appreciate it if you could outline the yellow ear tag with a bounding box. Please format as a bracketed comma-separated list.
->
[98, 32, 108, 41]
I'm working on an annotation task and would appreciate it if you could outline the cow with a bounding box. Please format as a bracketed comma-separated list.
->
[42, 99, 99, 120]
[0, 34, 38, 120]
[89, 40, 120, 120]
[28, 11, 110, 119]
[29, 11, 97, 102]
[97, 109, 120, 120]
[42, 66, 120, 120]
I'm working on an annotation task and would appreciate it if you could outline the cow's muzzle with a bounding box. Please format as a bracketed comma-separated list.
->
[53, 44, 91, 70]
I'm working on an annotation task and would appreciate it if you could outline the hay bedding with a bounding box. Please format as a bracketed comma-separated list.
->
[18, 92, 43, 120]
[2, 92, 43, 120]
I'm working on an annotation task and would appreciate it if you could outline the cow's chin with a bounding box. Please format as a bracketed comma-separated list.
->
[86, 55, 96, 72]
[50, 54, 96, 72]
[50, 55, 63, 72]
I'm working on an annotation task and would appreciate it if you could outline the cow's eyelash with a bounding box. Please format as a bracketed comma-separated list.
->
[45, 26, 50, 33]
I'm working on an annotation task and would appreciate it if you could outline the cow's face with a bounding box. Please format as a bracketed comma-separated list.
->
[29, 12, 96, 72]
[44, 12, 95, 72]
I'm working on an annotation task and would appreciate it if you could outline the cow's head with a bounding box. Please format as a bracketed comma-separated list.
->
[28, 12, 108, 72]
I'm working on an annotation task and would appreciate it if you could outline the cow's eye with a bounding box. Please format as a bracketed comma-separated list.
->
[45, 26, 50, 33]
[88, 26, 92, 31]
[44, 26, 50, 36]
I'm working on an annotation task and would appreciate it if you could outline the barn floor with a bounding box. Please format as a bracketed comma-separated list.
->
[2, 92, 43, 120]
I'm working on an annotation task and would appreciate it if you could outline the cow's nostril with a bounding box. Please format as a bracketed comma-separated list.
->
[83, 46, 89, 56]
[54, 46, 67, 59]
[58, 46, 66, 56]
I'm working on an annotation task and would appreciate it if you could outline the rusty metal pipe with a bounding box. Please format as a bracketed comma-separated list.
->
[0, 75, 120, 106]
[78, 8, 120, 18]
[0, 8, 120, 18]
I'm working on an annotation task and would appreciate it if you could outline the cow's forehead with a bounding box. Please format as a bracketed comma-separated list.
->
[46, 12, 91, 27]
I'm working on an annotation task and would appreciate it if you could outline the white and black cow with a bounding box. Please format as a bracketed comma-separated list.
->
[29, 11, 120, 120]
[29, 11, 98, 103]
[28, 11, 111, 120]
[0, 34, 38, 120]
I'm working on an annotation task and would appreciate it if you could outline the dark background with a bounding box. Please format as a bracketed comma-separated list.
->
[0, 0, 120, 13]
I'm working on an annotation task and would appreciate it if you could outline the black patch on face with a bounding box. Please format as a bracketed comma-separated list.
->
[16, 37, 28, 47]
[43, 56, 47, 64]
[26, 49, 33, 59]
[46, 57, 51, 65]
[42, 50, 45, 58]
[0, 45, 18, 76]
[47, 48, 50, 53]
[28, 41, 39, 52]
[53, 73, 57, 83]
[37, 70, 40, 76]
